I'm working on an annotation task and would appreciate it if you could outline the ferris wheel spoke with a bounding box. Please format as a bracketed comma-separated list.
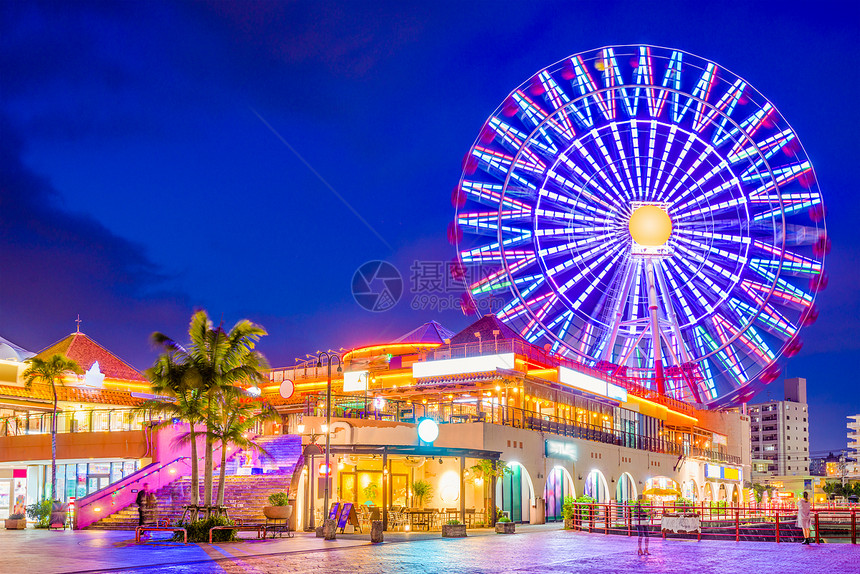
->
[654, 51, 684, 121]
[713, 102, 775, 149]
[711, 314, 776, 366]
[599, 47, 635, 118]
[486, 116, 557, 161]
[570, 138, 630, 203]
[728, 297, 797, 340]
[609, 122, 638, 197]
[727, 128, 796, 165]
[543, 169, 618, 213]
[743, 264, 814, 309]
[694, 78, 745, 134]
[750, 241, 823, 276]
[652, 125, 691, 200]
[567, 54, 615, 125]
[671, 174, 740, 216]
[535, 71, 578, 141]
[702, 320, 749, 386]
[510, 90, 571, 151]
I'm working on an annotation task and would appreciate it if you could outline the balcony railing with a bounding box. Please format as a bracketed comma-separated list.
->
[424, 338, 696, 415]
[303, 395, 740, 466]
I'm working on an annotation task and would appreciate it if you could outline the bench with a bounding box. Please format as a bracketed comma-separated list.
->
[135, 526, 187, 543]
[208, 524, 268, 544]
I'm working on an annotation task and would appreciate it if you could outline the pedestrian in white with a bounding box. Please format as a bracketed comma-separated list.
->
[796, 491, 812, 544]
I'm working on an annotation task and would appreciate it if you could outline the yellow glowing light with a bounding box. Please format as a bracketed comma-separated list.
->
[629, 205, 672, 246]
[297, 424, 305, 433]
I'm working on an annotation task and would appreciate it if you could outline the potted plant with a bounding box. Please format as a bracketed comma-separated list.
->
[495, 516, 515, 534]
[263, 492, 293, 520]
[5, 513, 26, 530]
[442, 519, 467, 538]
[411, 480, 433, 508]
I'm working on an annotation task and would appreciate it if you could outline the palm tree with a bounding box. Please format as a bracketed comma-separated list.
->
[209, 387, 278, 507]
[138, 341, 206, 509]
[181, 311, 269, 513]
[22, 355, 82, 502]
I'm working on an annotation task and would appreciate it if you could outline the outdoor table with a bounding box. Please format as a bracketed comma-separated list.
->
[406, 509, 436, 531]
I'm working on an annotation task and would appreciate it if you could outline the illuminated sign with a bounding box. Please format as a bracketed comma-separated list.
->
[558, 367, 607, 397]
[412, 353, 515, 379]
[343, 370, 369, 392]
[545, 439, 578, 461]
[706, 463, 742, 482]
[417, 418, 439, 443]
[606, 382, 628, 402]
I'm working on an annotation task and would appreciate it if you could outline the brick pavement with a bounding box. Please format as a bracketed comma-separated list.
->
[1, 525, 856, 574]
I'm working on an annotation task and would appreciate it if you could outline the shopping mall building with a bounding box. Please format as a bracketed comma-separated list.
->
[0, 316, 750, 529]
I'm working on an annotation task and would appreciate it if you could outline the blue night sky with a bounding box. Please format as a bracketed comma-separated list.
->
[1, 1, 858, 453]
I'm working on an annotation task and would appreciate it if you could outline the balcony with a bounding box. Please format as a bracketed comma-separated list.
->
[302, 394, 741, 466]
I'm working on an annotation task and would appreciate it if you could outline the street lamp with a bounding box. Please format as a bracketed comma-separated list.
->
[317, 351, 342, 528]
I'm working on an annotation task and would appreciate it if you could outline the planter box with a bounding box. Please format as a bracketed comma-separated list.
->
[495, 522, 515, 534]
[4, 519, 26, 530]
[563, 518, 575, 530]
[442, 524, 467, 538]
[263, 506, 293, 520]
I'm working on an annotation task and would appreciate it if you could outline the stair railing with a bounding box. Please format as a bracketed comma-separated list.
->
[74, 456, 192, 530]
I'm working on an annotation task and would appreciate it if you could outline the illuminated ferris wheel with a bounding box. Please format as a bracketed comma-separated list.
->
[452, 45, 827, 408]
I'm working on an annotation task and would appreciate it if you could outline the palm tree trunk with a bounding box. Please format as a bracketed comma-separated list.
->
[189, 423, 199, 508]
[51, 381, 58, 501]
[217, 441, 227, 508]
[204, 429, 214, 515]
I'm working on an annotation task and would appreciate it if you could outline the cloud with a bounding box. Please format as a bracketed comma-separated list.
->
[0, 114, 189, 363]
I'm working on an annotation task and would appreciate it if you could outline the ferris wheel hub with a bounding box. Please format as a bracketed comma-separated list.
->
[629, 204, 673, 247]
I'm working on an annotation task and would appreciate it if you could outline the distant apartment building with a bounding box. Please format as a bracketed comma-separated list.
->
[749, 378, 809, 480]
[810, 452, 841, 477]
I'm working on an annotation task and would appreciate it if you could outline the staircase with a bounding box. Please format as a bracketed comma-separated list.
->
[88, 434, 302, 530]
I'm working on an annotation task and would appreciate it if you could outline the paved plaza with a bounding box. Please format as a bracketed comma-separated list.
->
[1, 525, 856, 574]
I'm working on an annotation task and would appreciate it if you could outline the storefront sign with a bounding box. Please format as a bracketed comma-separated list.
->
[343, 370, 369, 392]
[706, 463, 742, 482]
[545, 439, 578, 461]
[412, 353, 515, 379]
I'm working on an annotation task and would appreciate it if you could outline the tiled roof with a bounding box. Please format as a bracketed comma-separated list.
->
[393, 321, 457, 345]
[448, 314, 525, 345]
[35, 332, 146, 382]
[0, 383, 144, 406]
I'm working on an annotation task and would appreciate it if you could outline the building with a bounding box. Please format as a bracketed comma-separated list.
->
[259, 315, 750, 530]
[810, 452, 841, 477]
[0, 331, 152, 516]
[3, 317, 752, 531]
[849, 415, 860, 461]
[748, 378, 810, 481]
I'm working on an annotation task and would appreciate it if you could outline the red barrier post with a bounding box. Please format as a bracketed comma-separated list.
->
[852, 510, 856, 545]
[815, 512, 820, 544]
[735, 510, 740, 542]
[775, 511, 780, 543]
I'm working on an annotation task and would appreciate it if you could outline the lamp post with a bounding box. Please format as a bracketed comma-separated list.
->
[317, 351, 342, 527]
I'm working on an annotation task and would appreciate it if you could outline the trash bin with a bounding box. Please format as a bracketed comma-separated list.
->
[530, 497, 546, 524]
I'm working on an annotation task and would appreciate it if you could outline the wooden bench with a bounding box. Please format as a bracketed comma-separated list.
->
[135, 526, 187, 543]
[208, 524, 267, 544]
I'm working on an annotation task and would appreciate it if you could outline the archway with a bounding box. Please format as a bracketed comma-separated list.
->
[544, 466, 575, 521]
[496, 462, 535, 523]
[718, 483, 727, 501]
[584, 469, 610, 503]
[615, 472, 637, 503]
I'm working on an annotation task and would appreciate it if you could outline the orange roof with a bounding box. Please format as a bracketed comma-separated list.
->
[0, 383, 144, 406]
[35, 332, 146, 382]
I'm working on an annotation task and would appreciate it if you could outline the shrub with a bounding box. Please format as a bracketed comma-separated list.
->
[8, 513, 25, 520]
[446, 519, 461, 525]
[674, 497, 695, 511]
[268, 492, 290, 506]
[497, 516, 511, 523]
[561, 495, 576, 520]
[174, 516, 236, 543]
[26, 499, 52, 528]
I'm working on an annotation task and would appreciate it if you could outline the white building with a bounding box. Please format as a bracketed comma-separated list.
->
[748, 378, 810, 480]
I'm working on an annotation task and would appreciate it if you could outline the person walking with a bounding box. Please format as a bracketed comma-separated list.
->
[634, 494, 650, 555]
[136, 483, 150, 527]
[797, 491, 813, 544]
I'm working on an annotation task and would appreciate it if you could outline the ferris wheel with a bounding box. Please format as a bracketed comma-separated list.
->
[452, 45, 827, 408]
